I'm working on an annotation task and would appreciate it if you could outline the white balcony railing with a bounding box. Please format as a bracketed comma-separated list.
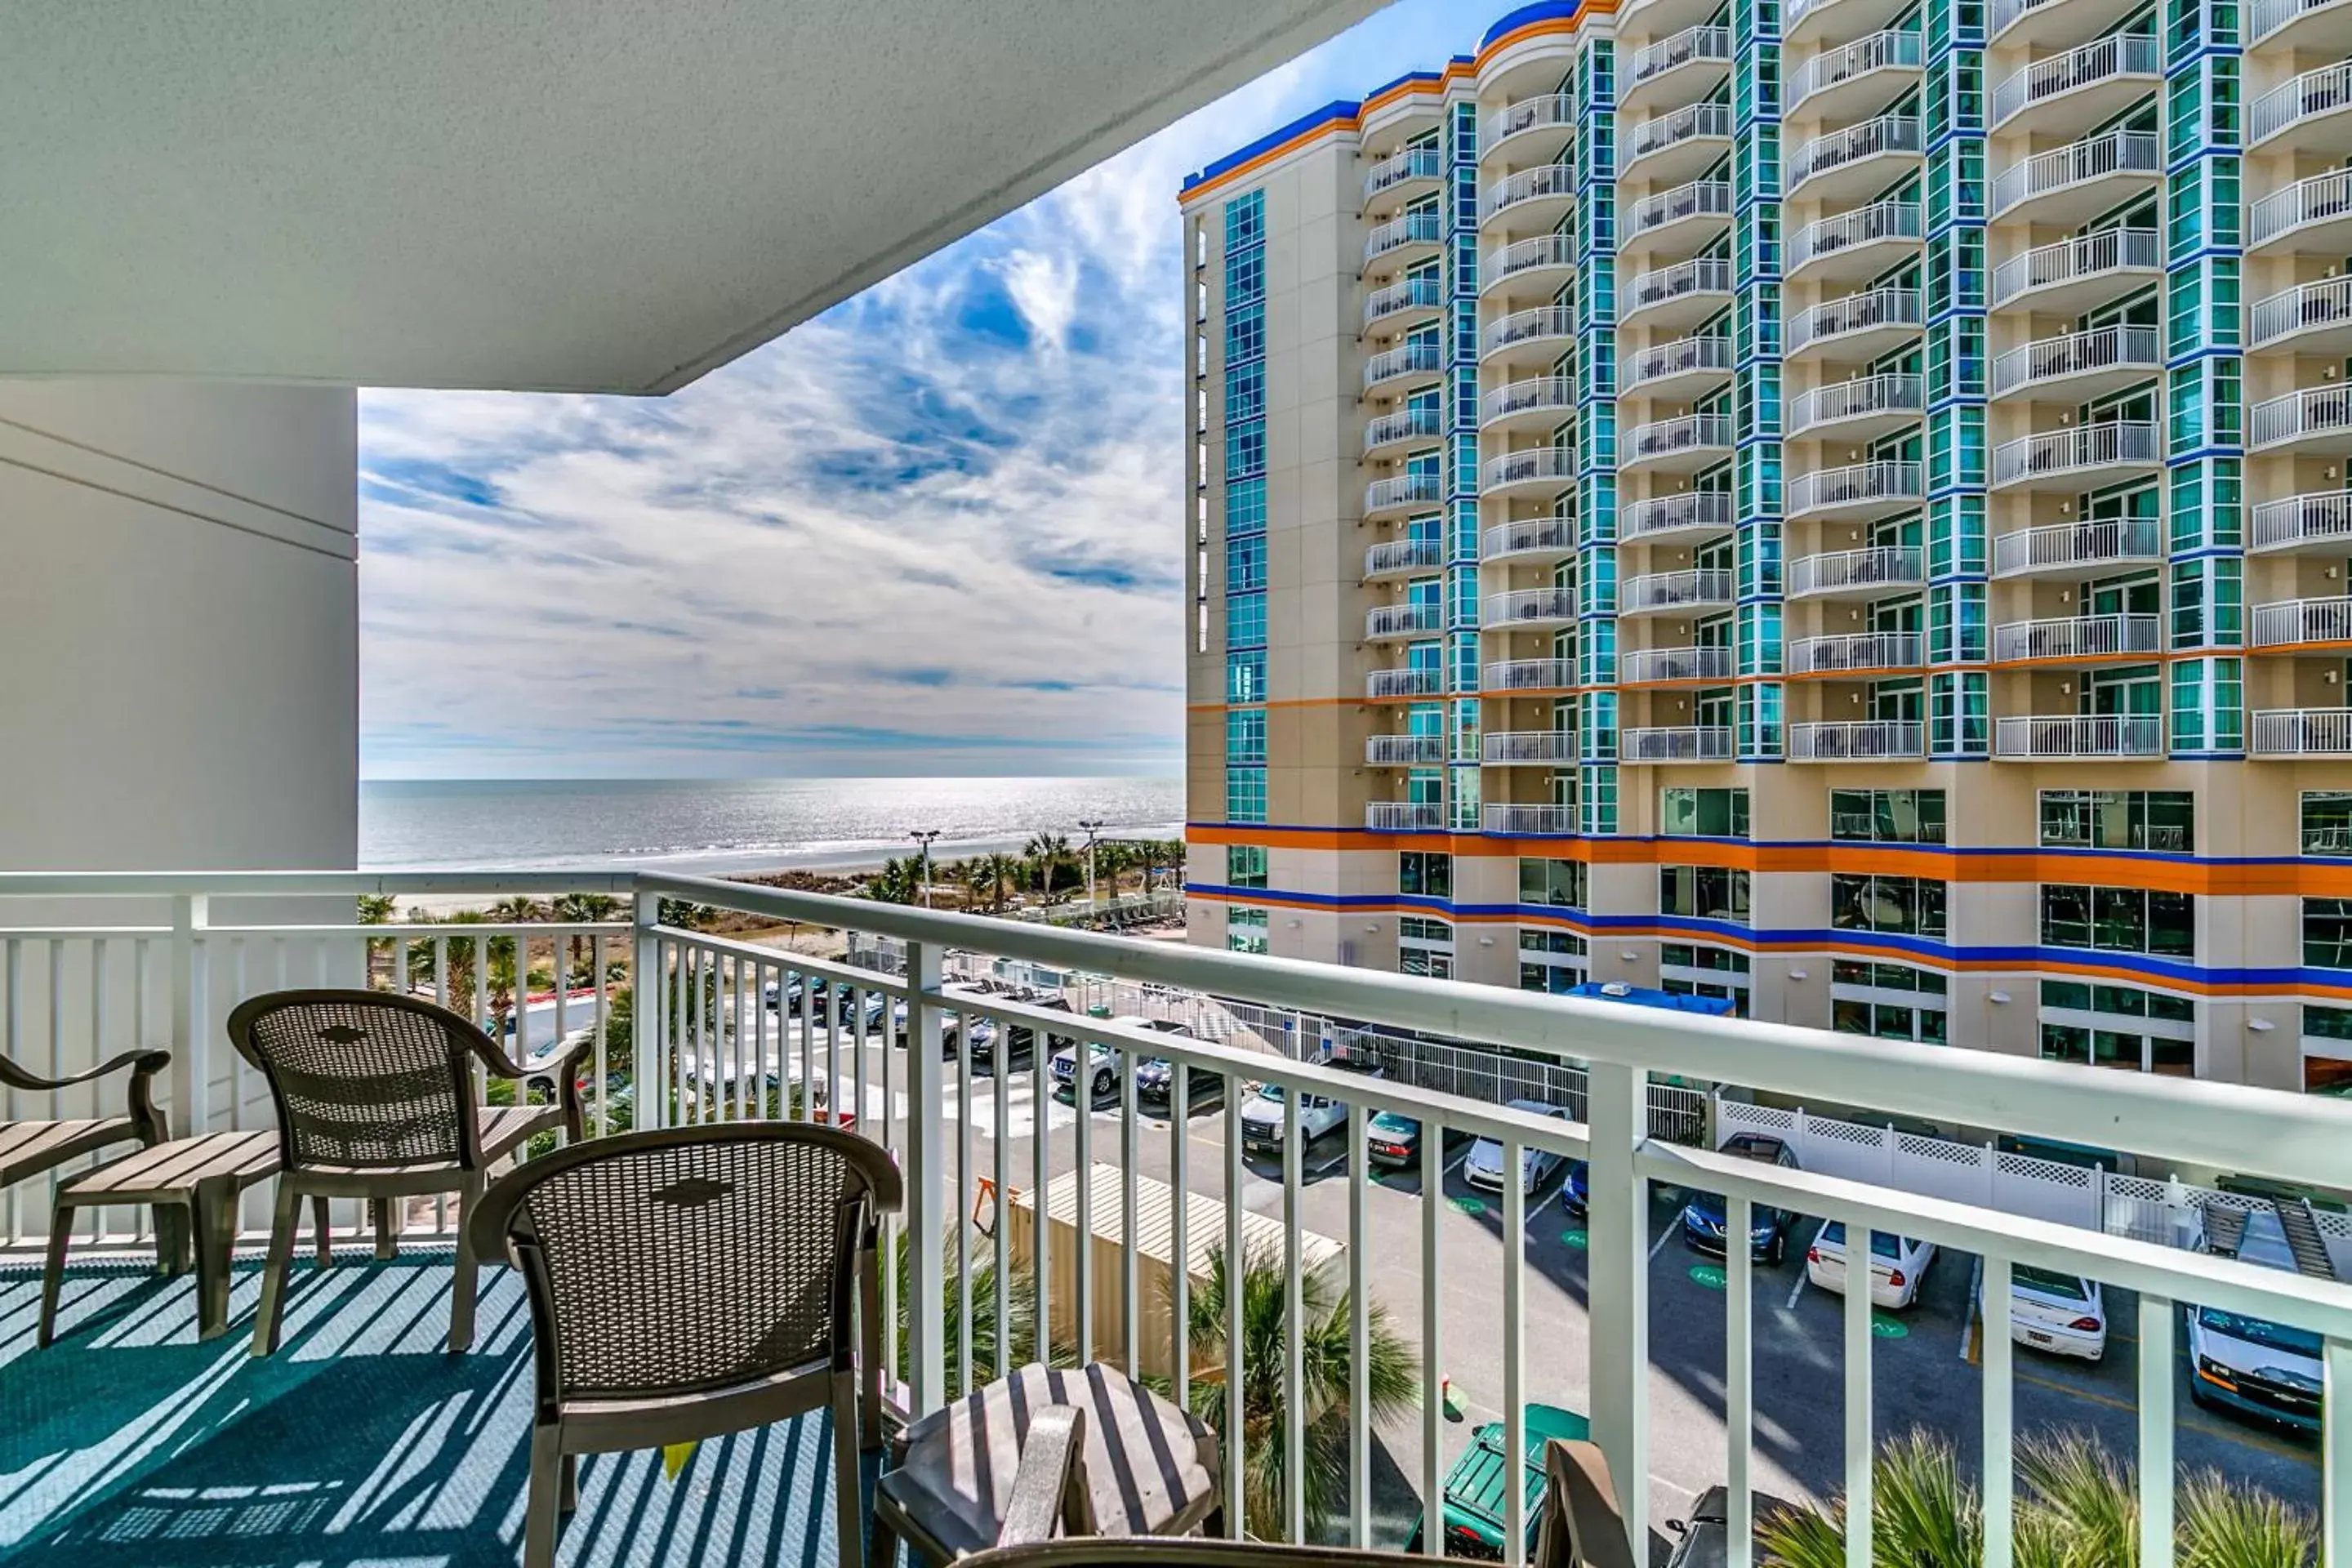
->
[1364, 274, 1445, 331]
[1484, 728, 1578, 763]
[2253, 491, 2352, 552]
[1483, 93, 1574, 149]
[1365, 733, 1445, 766]
[1622, 489, 1735, 540]
[1365, 601, 1444, 639]
[1624, 335, 1734, 389]
[1361, 406, 1443, 457]
[1788, 630, 1922, 673]
[1363, 209, 1443, 267]
[1364, 145, 1446, 205]
[1625, 25, 1733, 91]
[2252, 0, 2350, 42]
[1786, 459, 1923, 514]
[1991, 131, 2160, 217]
[1484, 162, 1575, 221]
[1990, 228, 2161, 308]
[1621, 724, 1735, 762]
[2250, 171, 2352, 250]
[1990, 36, 2161, 128]
[1485, 233, 1576, 289]
[1368, 666, 1444, 699]
[1788, 115, 1922, 192]
[1366, 800, 1444, 829]
[1786, 372, 1924, 435]
[1993, 612, 2163, 662]
[1364, 472, 1444, 514]
[1788, 544, 1923, 596]
[1486, 305, 1577, 356]
[1784, 286, 1923, 357]
[1485, 657, 1578, 690]
[1619, 104, 1734, 172]
[1483, 802, 1578, 834]
[2252, 62, 2352, 146]
[2252, 707, 2352, 756]
[2254, 595, 2352, 647]
[1992, 421, 2158, 486]
[1993, 518, 2162, 576]
[1624, 179, 1733, 239]
[1622, 644, 1735, 683]
[2251, 385, 2352, 450]
[1624, 412, 1733, 462]
[1365, 537, 1442, 577]
[3, 866, 2346, 1568]
[2250, 276, 2352, 349]
[1989, 324, 2161, 399]
[1485, 515, 1575, 559]
[1364, 340, 1443, 392]
[1483, 448, 1576, 493]
[1790, 29, 1922, 110]
[1786, 200, 1923, 273]
[1622, 568, 1735, 611]
[1790, 719, 1926, 760]
[1624, 256, 1735, 314]
[1994, 712, 2164, 756]
[1486, 586, 1579, 626]
[1482, 376, 1577, 426]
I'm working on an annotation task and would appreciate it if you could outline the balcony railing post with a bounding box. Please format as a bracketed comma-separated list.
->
[904, 936, 947, 1419]
[170, 893, 208, 1138]
[1586, 1058, 1650, 1554]
[2325, 1337, 2352, 1566]
[632, 891, 666, 1129]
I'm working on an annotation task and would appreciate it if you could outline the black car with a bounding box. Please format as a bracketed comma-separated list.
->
[971, 989, 1072, 1074]
[1680, 1133, 1802, 1263]
[1134, 1021, 1222, 1113]
[1666, 1486, 1802, 1568]
[764, 975, 832, 1014]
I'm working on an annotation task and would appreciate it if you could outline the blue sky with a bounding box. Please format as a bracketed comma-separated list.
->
[357, 0, 1472, 780]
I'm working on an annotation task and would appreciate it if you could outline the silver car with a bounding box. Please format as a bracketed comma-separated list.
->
[1461, 1099, 1573, 1194]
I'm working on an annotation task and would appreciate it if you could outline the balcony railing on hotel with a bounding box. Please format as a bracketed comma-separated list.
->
[1483, 802, 1577, 834]
[2252, 0, 2349, 42]
[1990, 227, 2161, 309]
[1624, 335, 1735, 392]
[1624, 256, 1735, 314]
[1364, 274, 1445, 332]
[1364, 340, 1443, 393]
[1367, 665, 1444, 699]
[1619, 104, 1733, 172]
[1786, 458, 1923, 516]
[1361, 406, 1442, 457]
[1484, 728, 1578, 763]
[2252, 62, 2352, 147]
[1625, 24, 1732, 91]
[1624, 179, 1733, 239]
[2249, 170, 2352, 250]
[1622, 567, 1735, 611]
[1486, 586, 1579, 626]
[1990, 35, 2160, 129]
[2253, 491, 2352, 552]
[1485, 656, 1578, 690]
[1994, 712, 2164, 757]
[1788, 544, 1923, 596]
[1365, 601, 1445, 639]
[1363, 209, 1443, 268]
[1621, 724, 1735, 762]
[1993, 612, 2162, 662]
[1786, 372, 1924, 435]
[1992, 421, 2158, 487]
[1484, 514, 1575, 559]
[1625, 412, 1733, 461]
[1622, 644, 1734, 684]
[1622, 489, 1734, 541]
[2254, 595, 2352, 647]
[1486, 305, 1577, 356]
[1993, 518, 2162, 577]
[1788, 629, 1922, 674]
[1483, 448, 1576, 494]
[1364, 145, 1446, 206]
[1365, 472, 1444, 515]
[1790, 29, 1922, 112]
[1990, 131, 2159, 217]
[1484, 233, 1576, 291]
[1365, 733, 1445, 766]
[2250, 277, 2352, 350]
[1790, 719, 1925, 760]
[2253, 707, 2352, 756]
[1484, 162, 1575, 222]
[2251, 385, 2352, 451]
[1787, 200, 1922, 273]
[1365, 537, 1442, 577]
[1989, 324, 2161, 399]
[1365, 800, 1442, 829]
[1787, 115, 1921, 192]
[1483, 93, 1573, 150]
[1785, 286, 1923, 357]
[1481, 375, 1577, 426]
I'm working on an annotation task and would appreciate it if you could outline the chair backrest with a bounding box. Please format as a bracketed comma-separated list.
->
[225, 988, 496, 1171]
[1531, 1439, 1638, 1568]
[469, 1121, 905, 1410]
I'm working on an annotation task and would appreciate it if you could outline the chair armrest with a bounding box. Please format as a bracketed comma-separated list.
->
[0, 1047, 169, 1096]
[996, 1404, 1095, 1548]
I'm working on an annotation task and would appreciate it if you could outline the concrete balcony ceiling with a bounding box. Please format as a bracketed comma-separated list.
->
[4, 0, 1381, 391]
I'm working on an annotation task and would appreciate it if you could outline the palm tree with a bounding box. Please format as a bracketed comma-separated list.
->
[1024, 833, 1074, 902]
[357, 893, 397, 925]
[973, 852, 1020, 914]
[862, 856, 920, 905]
[490, 895, 548, 924]
[892, 1227, 1049, 1403]
[1177, 1237, 1417, 1542]
[554, 891, 623, 986]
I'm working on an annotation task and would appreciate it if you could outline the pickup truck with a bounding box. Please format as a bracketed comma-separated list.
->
[1237, 1056, 1383, 1153]
[2187, 1205, 2326, 1432]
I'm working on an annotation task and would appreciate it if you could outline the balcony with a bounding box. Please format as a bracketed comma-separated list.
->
[2251, 0, 2352, 51]
[1484, 448, 1578, 503]
[1618, 0, 1731, 42]
[1788, 629, 1922, 675]
[2253, 491, 2352, 554]
[1365, 601, 1444, 640]
[1364, 537, 1443, 580]
[1785, 200, 1922, 284]
[1485, 728, 1578, 764]
[1784, 286, 1923, 363]
[2252, 707, 2352, 756]
[1483, 514, 1576, 564]
[1482, 375, 1577, 435]
[1363, 471, 1443, 520]
[1618, 103, 1735, 185]
[1786, 115, 1922, 204]
[1989, 37, 2162, 138]
[1989, 324, 2162, 403]
[2252, 64, 2352, 152]
[1623, 488, 1735, 543]
[1993, 518, 2163, 577]
[1366, 800, 1444, 829]
[1786, 0, 1918, 46]
[2251, 385, 2352, 455]
[1789, 30, 1923, 123]
[1362, 209, 1443, 272]
[1363, 273, 1445, 335]
[1990, 228, 2162, 314]
[2250, 171, 2352, 256]
[1485, 656, 1578, 691]
[1483, 304, 1576, 367]
[1994, 712, 2164, 757]
[1785, 459, 1924, 522]
[1361, 404, 1443, 461]
[1363, 339, 1443, 396]
[1621, 25, 1733, 114]
[1790, 719, 1926, 760]
[1993, 612, 2163, 664]
[1619, 179, 1733, 261]
[1365, 733, 1445, 766]
[1992, 0, 2147, 46]
[2249, 277, 2352, 355]
[1991, 421, 2160, 491]
[1486, 586, 1579, 630]
[1622, 334, 1735, 399]
[1990, 131, 2160, 225]
[1621, 644, 1735, 684]
[1363, 145, 1446, 210]
[1620, 256, 1736, 331]
[1484, 802, 1578, 833]
[1620, 412, 1733, 474]
[1482, 232, 1576, 297]
[1621, 567, 1735, 614]
[1368, 665, 1445, 699]
[1481, 93, 1573, 161]
[1785, 372, 1924, 441]
[2253, 595, 2352, 649]
[1621, 724, 1735, 763]
[1787, 544, 1924, 599]
[1481, 162, 1575, 232]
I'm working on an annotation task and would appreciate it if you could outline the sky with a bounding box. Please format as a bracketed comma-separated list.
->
[356, 0, 1471, 782]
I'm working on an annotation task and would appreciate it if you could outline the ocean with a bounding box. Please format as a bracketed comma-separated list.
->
[358, 777, 1187, 874]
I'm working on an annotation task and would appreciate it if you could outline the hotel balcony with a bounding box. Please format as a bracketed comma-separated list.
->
[1991, 421, 2160, 490]
[1483, 802, 1578, 834]
[2251, 64, 2352, 154]
[1619, 103, 1735, 185]
[1483, 514, 1576, 564]
[1619, 179, 1734, 261]
[1784, 286, 1924, 363]
[2253, 595, 2352, 649]
[1486, 586, 1579, 631]
[1363, 470, 1444, 520]
[1481, 161, 1575, 234]
[1361, 404, 1443, 461]
[1365, 732, 1445, 767]
[1481, 93, 1573, 164]
[1622, 488, 1735, 544]
[1482, 232, 1577, 299]
[1485, 728, 1578, 764]
[2250, 171, 2352, 256]
[1484, 304, 1576, 369]
[1991, 0, 2147, 46]
[1994, 712, 2165, 758]
[1364, 536, 1443, 581]
[1620, 412, 1734, 475]
[1990, 227, 2162, 314]
[1620, 724, 1736, 763]
[1362, 208, 1443, 273]
[1785, 115, 1922, 205]
[1786, 0, 1917, 47]
[1785, 372, 1924, 443]
[1620, 24, 1733, 115]
[1365, 600, 1445, 640]
[1993, 612, 2163, 664]
[1785, 458, 1925, 522]
[1989, 37, 2161, 138]
[2252, 707, 2352, 757]
[1785, 200, 1923, 285]
[2252, 385, 2352, 455]
[1788, 30, 1923, 123]
[1368, 665, 1445, 700]
[2253, 491, 2352, 554]
[1621, 567, 1735, 615]
[1362, 145, 1446, 212]
[2249, 277, 2352, 354]
[1990, 130, 2160, 225]
[2251, 0, 2352, 51]
[1485, 656, 1579, 692]
[1788, 629, 1923, 675]
[1366, 800, 1444, 829]
[1483, 446, 1578, 502]
[1621, 644, 1735, 684]
[1481, 374, 1578, 435]
[1620, 256, 1736, 331]
[1789, 719, 1927, 760]
[1993, 518, 2163, 578]
[1363, 338, 1443, 397]
[1787, 543, 1926, 599]
[1989, 324, 2162, 403]
[1622, 334, 1735, 400]
[1363, 273, 1446, 336]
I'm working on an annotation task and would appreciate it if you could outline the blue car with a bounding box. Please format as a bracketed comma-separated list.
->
[1679, 1133, 1800, 1263]
[1563, 1159, 1589, 1216]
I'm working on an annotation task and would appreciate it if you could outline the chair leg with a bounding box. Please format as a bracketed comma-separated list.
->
[831, 1372, 866, 1568]
[559, 1452, 578, 1514]
[523, 1423, 564, 1568]
[38, 1201, 77, 1349]
[193, 1185, 237, 1341]
[447, 1173, 484, 1352]
[866, 1501, 902, 1568]
[154, 1202, 193, 1278]
[371, 1196, 397, 1261]
[311, 1196, 333, 1266]
[250, 1182, 303, 1357]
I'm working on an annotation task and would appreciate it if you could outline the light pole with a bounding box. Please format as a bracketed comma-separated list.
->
[1077, 820, 1107, 911]
[909, 829, 941, 908]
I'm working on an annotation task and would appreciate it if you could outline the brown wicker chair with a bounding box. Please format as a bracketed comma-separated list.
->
[225, 987, 588, 1356]
[467, 1120, 903, 1568]
[2, 1044, 177, 1273]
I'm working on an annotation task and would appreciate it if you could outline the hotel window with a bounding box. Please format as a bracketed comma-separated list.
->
[1831, 961, 1949, 1045]
[1227, 906, 1269, 956]
[2038, 790, 2194, 853]
[1224, 767, 1266, 825]
[1223, 302, 1264, 363]
[1829, 788, 1946, 844]
[1225, 420, 1265, 482]
[1222, 244, 1263, 303]
[1223, 189, 1263, 252]
[1399, 851, 1452, 900]
[1520, 929, 1589, 995]
[1226, 844, 1267, 891]
[1832, 875, 1947, 939]
[1399, 915, 1454, 980]
[2038, 885, 2194, 958]
[2304, 1004, 2352, 1094]
[1661, 942, 1751, 1016]
[1227, 477, 1267, 536]
[1226, 532, 1265, 593]
[1659, 866, 1750, 922]
[2306, 900, 2352, 970]
[1224, 708, 1265, 764]
[2304, 792, 2352, 858]
[1518, 858, 1586, 910]
[1660, 787, 1750, 838]
[1224, 359, 1265, 425]
[1226, 592, 1267, 650]
[1226, 649, 1265, 705]
[2038, 981, 2194, 1076]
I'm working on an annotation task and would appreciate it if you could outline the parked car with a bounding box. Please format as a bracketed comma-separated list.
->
[2188, 1303, 2324, 1432]
[1664, 1485, 1803, 1568]
[1365, 1109, 1463, 1169]
[1051, 1019, 1161, 1105]
[1680, 1134, 1802, 1263]
[1134, 1022, 1222, 1112]
[763, 974, 831, 1013]
[1403, 1402, 1588, 1560]
[1562, 1159, 1589, 1216]
[2008, 1265, 2106, 1362]
[1238, 1057, 1383, 1154]
[995, 989, 1076, 1067]
[1461, 1101, 1575, 1195]
[835, 990, 888, 1035]
[1806, 1220, 1935, 1310]
[889, 987, 997, 1057]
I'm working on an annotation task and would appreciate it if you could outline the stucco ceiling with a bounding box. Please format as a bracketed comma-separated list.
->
[1, 1, 1383, 394]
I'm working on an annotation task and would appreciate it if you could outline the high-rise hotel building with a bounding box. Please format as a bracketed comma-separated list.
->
[1180, 0, 2352, 1091]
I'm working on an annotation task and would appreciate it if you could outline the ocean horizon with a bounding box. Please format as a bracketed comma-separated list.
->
[359, 775, 1186, 875]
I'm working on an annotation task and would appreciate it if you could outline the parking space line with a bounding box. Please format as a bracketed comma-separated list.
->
[1784, 1272, 1809, 1312]
[1647, 1218, 1677, 1262]
[2010, 1365, 2314, 1464]
[1527, 1187, 1562, 1228]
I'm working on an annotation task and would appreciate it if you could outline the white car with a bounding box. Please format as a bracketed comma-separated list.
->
[2008, 1265, 2106, 1362]
[1236, 1057, 1383, 1152]
[1806, 1219, 1936, 1310]
[1461, 1100, 1575, 1195]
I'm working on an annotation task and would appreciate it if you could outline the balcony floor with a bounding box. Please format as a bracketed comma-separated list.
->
[2, 1254, 862, 1568]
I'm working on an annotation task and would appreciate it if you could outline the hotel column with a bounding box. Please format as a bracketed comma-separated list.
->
[1579, 33, 1624, 836]
[1450, 96, 1487, 832]
[1733, 0, 1788, 763]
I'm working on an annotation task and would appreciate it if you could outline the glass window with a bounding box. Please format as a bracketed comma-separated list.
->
[1223, 189, 1263, 254]
[1224, 767, 1266, 824]
[2303, 792, 2352, 858]
[1400, 851, 1453, 899]
[1225, 649, 1266, 704]
[1226, 905, 1269, 955]
[1829, 789, 1947, 843]
[1225, 592, 1267, 650]
[2037, 791, 2194, 852]
[1224, 707, 1265, 764]
[2305, 899, 2352, 970]
[1226, 532, 1265, 592]
[1659, 866, 1751, 921]
[1660, 787, 1751, 837]
[1518, 858, 1587, 909]
[1831, 875, 1948, 938]
[1226, 844, 1267, 890]
[2040, 885, 2195, 958]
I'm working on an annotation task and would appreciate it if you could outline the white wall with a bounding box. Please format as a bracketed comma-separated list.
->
[0, 379, 359, 871]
